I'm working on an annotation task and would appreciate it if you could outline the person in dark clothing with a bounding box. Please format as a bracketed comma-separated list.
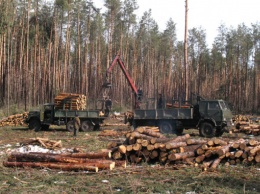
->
[157, 94, 163, 109]
[73, 113, 81, 137]
[137, 87, 143, 101]
[105, 98, 112, 116]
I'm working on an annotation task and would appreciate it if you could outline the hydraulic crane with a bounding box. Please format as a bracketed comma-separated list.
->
[103, 54, 142, 109]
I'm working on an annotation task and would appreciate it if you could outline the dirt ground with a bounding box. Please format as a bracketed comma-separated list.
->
[0, 115, 259, 194]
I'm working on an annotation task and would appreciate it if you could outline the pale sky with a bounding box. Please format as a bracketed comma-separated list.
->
[95, 0, 259, 47]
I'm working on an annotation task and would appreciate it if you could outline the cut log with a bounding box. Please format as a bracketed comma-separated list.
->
[126, 145, 133, 152]
[207, 140, 215, 147]
[150, 150, 159, 159]
[166, 134, 190, 143]
[150, 137, 172, 144]
[195, 155, 205, 163]
[196, 148, 205, 155]
[107, 141, 120, 149]
[165, 141, 187, 150]
[112, 151, 122, 160]
[147, 144, 155, 151]
[135, 127, 165, 138]
[255, 155, 260, 163]
[232, 139, 246, 149]
[141, 140, 150, 147]
[142, 148, 151, 157]
[213, 138, 228, 146]
[235, 150, 244, 158]
[186, 139, 207, 145]
[211, 155, 225, 169]
[249, 145, 260, 156]
[130, 132, 153, 140]
[216, 145, 230, 156]
[168, 151, 195, 161]
[132, 143, 142, 151]
[118, 145, 127, 154]
[3, 161, 98, 172]
[180, 144, 202, 153]
[113, 160, 127, 168]
[59, 151, 111, 159]
[239, 143, 247, 150]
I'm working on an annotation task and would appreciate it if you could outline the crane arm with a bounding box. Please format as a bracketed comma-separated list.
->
[106, 54, 138, 95]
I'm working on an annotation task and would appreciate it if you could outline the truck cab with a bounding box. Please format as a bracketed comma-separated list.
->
[196, 100, 233, 137]
[26, 103, 55, 131]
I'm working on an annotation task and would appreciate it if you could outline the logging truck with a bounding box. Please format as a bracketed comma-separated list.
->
[127, 97, 234, 138]
[25, 103, 106, 132]
[104, 54, 233, 138]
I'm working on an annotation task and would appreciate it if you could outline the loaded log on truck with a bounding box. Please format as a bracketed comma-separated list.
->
[25, 93, 106, 132]
[106, 54, 234, 138]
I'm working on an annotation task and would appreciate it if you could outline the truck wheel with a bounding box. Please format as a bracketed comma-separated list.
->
[66, 120, 74, 132]
[199, 122, 216, 138]
[216, 129, 224, 137]
[81, 121, 94, 132]
[159, 121, 173, 134]
[41, 124, 50, 130]
[176, 128, 184, 136]
[29, 119, 41, 132]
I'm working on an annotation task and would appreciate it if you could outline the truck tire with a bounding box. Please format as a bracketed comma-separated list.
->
[216, 129, 224, 137]
[29, 119, 41, 132]
[41, 124, 50, 130]
[176, 128, 184, 136]
[81, 121, 94, 132]
[66, 120, 74, 132]
[199, 122, 216, 138]
[159, 121, 173, 134]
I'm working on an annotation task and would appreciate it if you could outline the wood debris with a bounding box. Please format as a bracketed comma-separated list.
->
[0, 112, 28, 127]
[20, 137, 62, 150]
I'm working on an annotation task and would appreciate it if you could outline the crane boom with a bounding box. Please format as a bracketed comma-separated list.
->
[106, 54, 138, 95]
[104, 54, 142, 109]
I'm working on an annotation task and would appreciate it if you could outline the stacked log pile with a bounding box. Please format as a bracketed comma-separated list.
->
[108, 126, 260, 170]
[3, 149, 126, 172]
[54, 93, 87, 110]
[232, 115, 260, 136]
[0, 112, 28, 127]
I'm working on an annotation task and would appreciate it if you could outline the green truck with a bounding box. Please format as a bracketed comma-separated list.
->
[105, 54, 233, 138]
[25, 103, 106, 132]
[128, 98, 234, 138]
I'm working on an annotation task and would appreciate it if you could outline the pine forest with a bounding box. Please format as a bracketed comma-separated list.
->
[0, 0, 259, 114]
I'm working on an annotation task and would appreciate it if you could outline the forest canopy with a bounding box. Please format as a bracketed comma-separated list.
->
[0, 0, 259, 114]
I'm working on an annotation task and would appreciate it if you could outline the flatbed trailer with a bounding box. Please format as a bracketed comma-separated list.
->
[25, 103, 106, 132]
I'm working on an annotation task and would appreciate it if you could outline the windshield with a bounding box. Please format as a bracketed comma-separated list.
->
[219, 101, 227, 110]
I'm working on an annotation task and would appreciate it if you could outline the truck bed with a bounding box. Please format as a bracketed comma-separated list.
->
[134, 108, 193, 120]
[54, 109, 102, 118]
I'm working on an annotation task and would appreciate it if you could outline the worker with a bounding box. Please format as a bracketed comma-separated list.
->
[157, 94, 163, 109]
[137, 87, 143, 101]
[105, 97, 112, 116]
[73, 113, 81, 137]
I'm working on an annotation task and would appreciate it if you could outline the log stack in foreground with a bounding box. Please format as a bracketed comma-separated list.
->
[232, 115, 260, 136]
[0, 112, 28, 127]
[54, 93, 87, 110]
[108, 126, 260, 170]
[3, 149, 126, 172]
